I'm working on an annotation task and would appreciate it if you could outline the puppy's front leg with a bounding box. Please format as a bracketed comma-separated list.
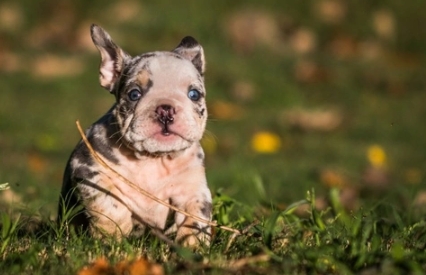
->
[77, 178, 134, 239]
[174, 192, 213, 247]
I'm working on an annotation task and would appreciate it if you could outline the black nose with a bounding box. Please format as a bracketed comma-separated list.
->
[156, 104, 175, 125]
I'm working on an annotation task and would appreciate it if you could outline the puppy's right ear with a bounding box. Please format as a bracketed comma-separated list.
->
[90, 24, 130, 92]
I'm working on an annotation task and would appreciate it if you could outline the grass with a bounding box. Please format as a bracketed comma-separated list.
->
[1, 0, 426, 274]
[2, 187, 426, 274]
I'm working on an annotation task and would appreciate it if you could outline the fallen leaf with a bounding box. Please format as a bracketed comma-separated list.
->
[77, 257, 164, 275]
[294, 60, 330, 84]
[27, 152, 48, 174]
[106, 1, 144, 23]
[0, 3, 24, 32]
[231, 81, 256, 102]
[320, 169, 347, 188]
[372, 9, 396, 40]
[358, 40, 384, 61]
[314, 0, 346, 24]
[31, 54, 85, 78]
[116, 258, 164, 275]
[209, 100, 245, 120]
[289, 28, 317, 55]
[366, 145, 387, 168]
[225, 10, 282, 53]
[77, 258, 111, 275]
[251, 131, 281, 154]
[328, 34, 358, 59]
[282, 108, 343, 132]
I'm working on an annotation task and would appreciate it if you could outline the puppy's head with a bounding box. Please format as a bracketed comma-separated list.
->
[90, 24, 207, 155]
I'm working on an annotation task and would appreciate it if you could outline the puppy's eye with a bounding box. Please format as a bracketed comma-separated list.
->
[188, 89, 201, 101]
[128, 89, 142, 101]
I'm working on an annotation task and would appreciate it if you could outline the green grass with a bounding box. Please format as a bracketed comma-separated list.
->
[1, 0, 426, 274]
[2, 188, 426, 274]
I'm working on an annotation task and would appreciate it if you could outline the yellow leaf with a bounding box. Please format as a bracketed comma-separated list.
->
[367, 145, 387, 168]
[251, 131, 281, 153]
[77, 257, 164, 275]
[125, 258, 164, 275]
[77, 258, 111, 275]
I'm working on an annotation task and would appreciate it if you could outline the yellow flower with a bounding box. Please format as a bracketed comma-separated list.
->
[251, 131, 281, 153]
[367, 145, 387, 168]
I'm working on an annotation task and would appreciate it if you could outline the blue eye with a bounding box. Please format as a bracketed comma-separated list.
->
[188, 89, 201, 101]
[128, 89, 142, 101]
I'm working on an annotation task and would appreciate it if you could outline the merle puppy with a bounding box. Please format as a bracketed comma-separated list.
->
[58, 24, 212, 247]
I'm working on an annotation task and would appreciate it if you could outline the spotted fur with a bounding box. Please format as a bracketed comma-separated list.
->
[58, 24, 212, 247]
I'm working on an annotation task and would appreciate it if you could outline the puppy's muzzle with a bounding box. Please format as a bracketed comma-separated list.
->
[156, 104, 175, 135]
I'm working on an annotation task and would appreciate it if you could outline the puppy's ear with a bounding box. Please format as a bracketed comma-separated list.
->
[173, 36, 205, 75]
[91, 24, 130, 92]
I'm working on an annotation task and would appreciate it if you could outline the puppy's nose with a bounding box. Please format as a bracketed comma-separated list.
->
[156, 104, 175, 125]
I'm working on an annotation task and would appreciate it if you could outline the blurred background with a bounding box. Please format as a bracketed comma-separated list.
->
[0, 0, 425, 217]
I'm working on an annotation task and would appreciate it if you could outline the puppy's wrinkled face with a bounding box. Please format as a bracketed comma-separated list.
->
[114, 54, 206, 154]
[90, 25, 207, 155]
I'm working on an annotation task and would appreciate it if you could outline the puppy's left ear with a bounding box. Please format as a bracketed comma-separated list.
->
[173, 36, 205, 75]
[91, 24, 131, 92]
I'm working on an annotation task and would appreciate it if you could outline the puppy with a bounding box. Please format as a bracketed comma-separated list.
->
[58, 24, 212, 247]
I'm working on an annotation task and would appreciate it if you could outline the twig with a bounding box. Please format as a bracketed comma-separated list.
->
[76, 120, 241, 235]
[227, 254, 270, 270]
[225, 220, 259, 253]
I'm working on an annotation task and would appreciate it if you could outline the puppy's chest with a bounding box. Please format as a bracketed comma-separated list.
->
[99, 153, 180, 196]
[87, 145, 201, 202]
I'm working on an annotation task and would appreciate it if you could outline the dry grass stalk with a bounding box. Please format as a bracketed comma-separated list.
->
[227, 254, 270, 270]
[76, 120, 241, 235]
[225, 220, 259, 253]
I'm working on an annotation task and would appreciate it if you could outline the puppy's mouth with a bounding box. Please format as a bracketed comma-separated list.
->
[153, 129, 176, 138]
[156, 104, 177, 137]
[157, 124, 188, 141]
[159, 118, 173, 136]
[122, 104, 196, 154]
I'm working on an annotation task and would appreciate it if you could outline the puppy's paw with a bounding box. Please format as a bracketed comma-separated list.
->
[176, 223, 211, 248]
